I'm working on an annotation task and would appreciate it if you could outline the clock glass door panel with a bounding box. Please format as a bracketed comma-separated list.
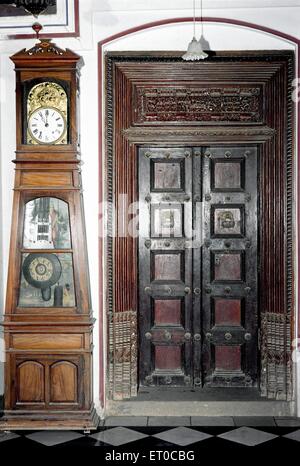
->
[138, 146, 258, 389]
[19, 252, 76, 308]
[20, 197, 75, 308]
[23, 197, 71, 249]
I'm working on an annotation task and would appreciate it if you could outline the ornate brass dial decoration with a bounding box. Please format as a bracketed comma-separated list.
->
[28, 256, 54, 282]
[22, 252, 62, 302]
[27, 81, 68, 145]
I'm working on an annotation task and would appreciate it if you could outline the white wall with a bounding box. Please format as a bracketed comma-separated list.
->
[0, 55, 3, 398]
[0, 0, 299, 415]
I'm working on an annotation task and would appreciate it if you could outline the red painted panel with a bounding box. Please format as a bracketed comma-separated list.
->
[215, 346, 241, 371]
[154, 162, 181, 189]
[155, 346, 181, 370]
[155, 300, 181, 325]
[215, 299, 241, 326]
[154, 253, 181, 280]
[151, 205, 182, 238]
[214, 162, 241, 190]
[214, 253, 241, 281]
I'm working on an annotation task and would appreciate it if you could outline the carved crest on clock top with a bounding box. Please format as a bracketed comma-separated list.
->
[27, 39, 66, 56]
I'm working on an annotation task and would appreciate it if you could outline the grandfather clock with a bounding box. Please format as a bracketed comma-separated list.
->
[0, 37, 98, 430]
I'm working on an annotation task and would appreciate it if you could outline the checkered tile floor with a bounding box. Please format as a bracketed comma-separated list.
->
[0, 418, 300, 449]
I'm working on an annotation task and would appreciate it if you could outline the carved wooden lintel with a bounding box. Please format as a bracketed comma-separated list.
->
[123, 125, 276, 144]
[134, 85, 263, 125]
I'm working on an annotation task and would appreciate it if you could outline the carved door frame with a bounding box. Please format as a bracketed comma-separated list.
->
[104, 51, 295, 401]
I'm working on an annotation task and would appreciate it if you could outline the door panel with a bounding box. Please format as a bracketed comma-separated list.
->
[139, 146, 258, 389]
[13, 354, 84, 409]
[202, 146, 258, 387]
[50, 361, 78, 403]
[17, 361, 45, 403]
[139, 147, 193, 387]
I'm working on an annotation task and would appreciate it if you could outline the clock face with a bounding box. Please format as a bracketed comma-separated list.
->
[23, 253, 62, 289]
[28, 107, 66, 144]
[28, 256, 54, 282]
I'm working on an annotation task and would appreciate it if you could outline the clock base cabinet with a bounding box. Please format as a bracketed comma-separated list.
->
[1, 325, 98, 430]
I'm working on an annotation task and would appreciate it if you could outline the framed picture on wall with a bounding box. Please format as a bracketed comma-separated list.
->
[0, 0, 79, 39]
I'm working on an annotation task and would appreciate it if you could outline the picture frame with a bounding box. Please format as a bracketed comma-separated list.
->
[0, 0, 79, 39]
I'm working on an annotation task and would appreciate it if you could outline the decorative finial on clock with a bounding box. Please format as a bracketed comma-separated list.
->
[32, 22, 43, 40]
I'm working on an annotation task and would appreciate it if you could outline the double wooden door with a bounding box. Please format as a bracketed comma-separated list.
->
[139, 146, 258, 389]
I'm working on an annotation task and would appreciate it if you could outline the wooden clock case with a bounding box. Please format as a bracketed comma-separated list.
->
[0, 39, 98, 430]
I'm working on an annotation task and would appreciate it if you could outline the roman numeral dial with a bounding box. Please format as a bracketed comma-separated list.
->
[28, 107, 66, 144]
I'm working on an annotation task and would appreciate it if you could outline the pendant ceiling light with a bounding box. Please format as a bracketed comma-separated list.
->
[182, 0, 208, 61]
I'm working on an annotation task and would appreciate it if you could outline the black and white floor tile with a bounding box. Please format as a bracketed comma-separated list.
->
[0, 418, 299, 452]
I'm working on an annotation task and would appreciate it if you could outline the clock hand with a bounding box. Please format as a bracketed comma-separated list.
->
[38, 111, 46, 124]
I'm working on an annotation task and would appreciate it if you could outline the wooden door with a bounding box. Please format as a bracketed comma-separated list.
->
[139, 147, 193, 387]
[139, 145, 258, 389]
[201, 146, 258, 387]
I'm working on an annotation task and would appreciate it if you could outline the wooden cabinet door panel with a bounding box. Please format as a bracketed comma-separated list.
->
[50, 361, 78, 404]
[17, 361, 45, 404]
[13, 355, 84, 409]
